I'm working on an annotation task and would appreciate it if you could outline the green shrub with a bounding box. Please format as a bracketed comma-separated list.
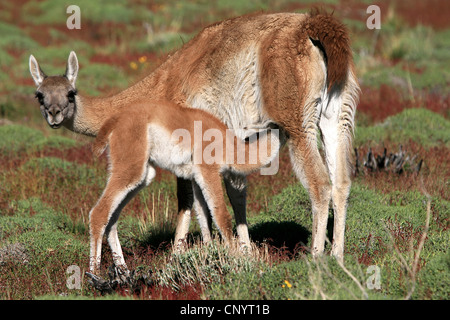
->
[0, 125, 78, 154]
[0, 197, 88, 267]
[356, 23, 450, 92]
[207, 255, 385, 300]
[20, 157, 97, 189]
[2, 197, 80, 235]
[0, 21, 39, 51]
[0, 49, 14, 68]
[248, 184, 312, 248]
[35, 293, 133, 300]
[0, 125, 44, 153]
[14, 229, 87, 264]
[248, 181, 444, 256]
[355, 108, 450, 147]
[1, 198, 59, 237]
[37, 135, 78, 149]
[414, 251, 450, 299]
[78, 63, 129, 96]
[21, 0, 140, 25]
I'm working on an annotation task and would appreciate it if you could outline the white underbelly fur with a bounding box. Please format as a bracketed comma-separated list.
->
[147, 125, 194, 179]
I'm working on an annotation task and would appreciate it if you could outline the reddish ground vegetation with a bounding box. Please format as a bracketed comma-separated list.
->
[388, 0, 450, 30]
[43, 144, 97, 165]
[358, 85, 449, 124]
[286, 0, 450, 30]
[354, 142, 450, 200]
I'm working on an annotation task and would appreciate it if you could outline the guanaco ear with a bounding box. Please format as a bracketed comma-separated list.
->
[29, 55, 47, 87]
[65, 51, 79, 87]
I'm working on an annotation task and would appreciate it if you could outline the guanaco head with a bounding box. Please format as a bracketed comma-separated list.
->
[29, 51, 79, 129]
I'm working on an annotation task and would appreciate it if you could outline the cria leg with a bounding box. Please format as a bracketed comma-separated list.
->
[192, 181, 213, 243]
[89, 127, 152, 274]
[194, 167, 233, 243]
[89, 177, 146, 274]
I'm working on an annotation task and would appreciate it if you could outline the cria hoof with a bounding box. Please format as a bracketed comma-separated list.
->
[87, 265, 153, 294]
[85, 272, 115, 295]
[108, 265, 131, 286]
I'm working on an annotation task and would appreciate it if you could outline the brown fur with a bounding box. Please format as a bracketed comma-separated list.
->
[93, 101, 278, 173]
[303, 9, 352, 91]
[30, 11, 359, 273]
[88, 100, 279, 273]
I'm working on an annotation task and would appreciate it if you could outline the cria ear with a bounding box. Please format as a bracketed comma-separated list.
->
[29, 55, 46, 87]
[65, 51, 79, 87]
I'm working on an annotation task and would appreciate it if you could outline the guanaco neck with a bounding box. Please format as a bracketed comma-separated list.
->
[66, 95, 106, 137]
[65, 69, 167, 137]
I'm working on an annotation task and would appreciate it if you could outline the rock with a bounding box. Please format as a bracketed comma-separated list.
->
[0, 243, 29, 266]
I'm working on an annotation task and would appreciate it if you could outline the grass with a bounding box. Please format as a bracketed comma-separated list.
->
[1, 118, 448, 299]
[0, 0, 449, 301]
[154, 239, 262, 292]
[21, 0, 139, 25]
[0, 124, 79, 154]
[353, 17, 450, 94]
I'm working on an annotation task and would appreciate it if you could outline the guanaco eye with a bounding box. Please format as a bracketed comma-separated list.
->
[35, 92, 44, 105]
[67, 90, 77, 103]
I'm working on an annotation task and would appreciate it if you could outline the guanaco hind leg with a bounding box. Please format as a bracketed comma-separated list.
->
[287, 135, 331, 258]
[319, 105, 355, 261]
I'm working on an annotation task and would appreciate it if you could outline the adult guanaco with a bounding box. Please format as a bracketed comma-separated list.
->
[29, 11, 359, 275]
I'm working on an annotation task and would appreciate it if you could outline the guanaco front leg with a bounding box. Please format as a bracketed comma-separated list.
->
[174, 177, 194, 250]
[223, 173, 250, 250]
[174, 174, 249, 251]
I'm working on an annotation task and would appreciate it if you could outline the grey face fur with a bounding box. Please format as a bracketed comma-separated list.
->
[29, 52, 79, 129]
